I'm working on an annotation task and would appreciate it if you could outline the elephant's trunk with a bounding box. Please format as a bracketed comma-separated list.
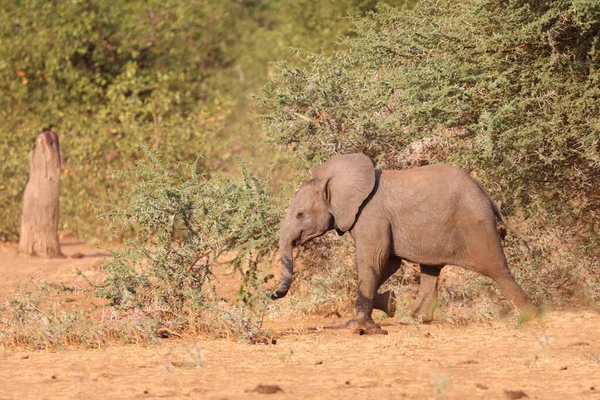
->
[272, 229, 296, 299]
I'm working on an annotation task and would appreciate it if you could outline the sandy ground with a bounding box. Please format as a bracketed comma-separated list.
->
[1, 240, 599, 400]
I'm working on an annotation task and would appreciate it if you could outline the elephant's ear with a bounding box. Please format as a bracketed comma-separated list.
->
[312, 153, 375, 232]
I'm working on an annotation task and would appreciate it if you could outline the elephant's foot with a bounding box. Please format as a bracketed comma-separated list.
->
[345, 313, 378, 330]
[374, 290, 396, 318]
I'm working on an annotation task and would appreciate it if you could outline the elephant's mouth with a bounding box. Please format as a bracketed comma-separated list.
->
[298, 231, 322, 245]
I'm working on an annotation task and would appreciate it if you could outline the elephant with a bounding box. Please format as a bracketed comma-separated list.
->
[272, 153, 537, 329]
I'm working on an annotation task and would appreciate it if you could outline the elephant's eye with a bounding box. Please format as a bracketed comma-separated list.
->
[296, 211, 304, 219]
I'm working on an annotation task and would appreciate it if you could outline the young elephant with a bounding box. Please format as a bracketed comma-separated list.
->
[272, 153, 537, 329]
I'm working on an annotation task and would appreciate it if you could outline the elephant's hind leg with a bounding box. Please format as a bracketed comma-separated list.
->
[410, 265, 442, 323]
[374, 290, 396, 318]
[484, 266, 538, 317]
[373, 257, 401, 317]
[465, 229, 538, 318]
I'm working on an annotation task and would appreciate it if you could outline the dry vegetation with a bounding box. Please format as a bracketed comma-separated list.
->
[1, 240, 600, 399]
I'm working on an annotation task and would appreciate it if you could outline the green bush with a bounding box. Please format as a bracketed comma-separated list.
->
[95, 148, 281, 339]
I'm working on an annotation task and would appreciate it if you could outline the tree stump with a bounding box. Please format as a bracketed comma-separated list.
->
[18, 131, 64, 257]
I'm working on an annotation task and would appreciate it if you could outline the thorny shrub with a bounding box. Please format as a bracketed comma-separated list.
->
[94, 148, 282, 340]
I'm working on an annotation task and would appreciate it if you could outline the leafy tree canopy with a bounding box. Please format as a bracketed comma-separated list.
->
[258, 0, 600, 228]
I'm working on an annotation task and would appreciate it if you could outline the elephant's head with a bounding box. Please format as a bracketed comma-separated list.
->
[272, 153, 375, 299]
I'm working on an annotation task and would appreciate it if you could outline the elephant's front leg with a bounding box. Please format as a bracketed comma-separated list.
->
[345, 265, 380, 329]
[345, 248, 389, 329]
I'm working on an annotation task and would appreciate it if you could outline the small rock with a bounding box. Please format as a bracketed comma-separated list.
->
[51, 375, 57, 380]
[569, 341, 590, 346]
[476, 383, 489, 390]
[170, 361, 195, 369]
[315, 360, 323, 365]
[156, 329, 170, 338]
[353, 326, 388, 335]
[249, 337, 277, 345]
[248, 385, 283, 394]
[21, 355, 29, 360]
[504, 390, 528, 399]
[70, 252, 84, 259]
[560, 366, 568, 371]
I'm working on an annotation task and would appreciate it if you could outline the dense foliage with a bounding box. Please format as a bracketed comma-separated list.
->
[0, 0, 234, 239]
[258, 0, 600, 303]
[0, 0, 395, 240]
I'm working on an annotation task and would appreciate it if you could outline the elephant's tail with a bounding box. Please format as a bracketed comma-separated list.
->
[489, 200, 536, 253]
[472, 179, 537, 253]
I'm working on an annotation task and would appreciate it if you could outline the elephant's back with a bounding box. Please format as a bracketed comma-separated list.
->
[380, 163, 484, 199]
[376, 163, 496, 227]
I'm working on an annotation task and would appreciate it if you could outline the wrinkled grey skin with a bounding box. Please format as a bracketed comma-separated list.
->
[273, 153, 537, 329]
